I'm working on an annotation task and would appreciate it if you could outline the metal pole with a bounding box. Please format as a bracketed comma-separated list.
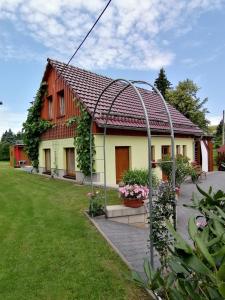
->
[222, 110, 225, 146]
[133, 81, 176, 229]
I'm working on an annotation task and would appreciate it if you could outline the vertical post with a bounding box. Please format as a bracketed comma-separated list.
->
[222, 110, 225, 146]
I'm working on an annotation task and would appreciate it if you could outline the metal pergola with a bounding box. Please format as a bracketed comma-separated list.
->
[90, 79, 176, 268]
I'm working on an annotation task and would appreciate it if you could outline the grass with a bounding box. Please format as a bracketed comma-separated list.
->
[0, 162, 148, 300]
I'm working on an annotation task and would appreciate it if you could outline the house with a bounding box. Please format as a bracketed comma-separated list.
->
[38, 58, 213, 185]
[10, 141, 30, 168]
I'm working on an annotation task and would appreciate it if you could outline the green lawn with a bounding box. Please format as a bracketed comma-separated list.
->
[0, 162, 147, 300]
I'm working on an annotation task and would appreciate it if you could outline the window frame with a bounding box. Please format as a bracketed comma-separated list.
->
[57, 90, 65, 117]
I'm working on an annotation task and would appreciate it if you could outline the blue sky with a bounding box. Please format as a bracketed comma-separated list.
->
[0, 0, 225, 137]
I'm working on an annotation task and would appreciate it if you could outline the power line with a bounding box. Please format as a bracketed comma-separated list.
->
[57, 0, 112, 80]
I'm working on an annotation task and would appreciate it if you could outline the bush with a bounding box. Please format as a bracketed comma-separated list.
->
[158, 154, 191, 187]
[122, 169, 158, 188]
[0, 142, 10, 161]
[133, 186, 225, 299]
[217, 153, 225, 171]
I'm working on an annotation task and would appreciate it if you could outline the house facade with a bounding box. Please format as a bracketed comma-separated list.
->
[38, 59, 213, 186]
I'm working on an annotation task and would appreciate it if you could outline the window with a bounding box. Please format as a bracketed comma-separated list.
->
[162, 145, 170, 158]
[176, 145, 181, 155]
[151, 145, 155, 161]
[58, 90, 65, 116]
[183, 145, 187, 157]
[48, 96, 53, 119]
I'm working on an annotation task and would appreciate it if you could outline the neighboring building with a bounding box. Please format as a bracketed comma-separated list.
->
[10, 142, 30, 168]
[38, 58, 213, 185]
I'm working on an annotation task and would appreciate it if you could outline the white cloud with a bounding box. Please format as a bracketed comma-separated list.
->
[208, 115, 222, 126]
[0, 106, 26, 137]
[0, 0, 224, 70]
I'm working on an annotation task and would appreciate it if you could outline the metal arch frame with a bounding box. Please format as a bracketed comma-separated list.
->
[90, 79, 176, 268]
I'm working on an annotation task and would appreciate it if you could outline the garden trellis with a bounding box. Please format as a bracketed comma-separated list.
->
[89, 79, 176, 268]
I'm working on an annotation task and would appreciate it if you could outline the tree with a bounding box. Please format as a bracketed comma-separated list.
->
[166, 79, 209, 132]
[1, 129, 16, 144]
[154, 68, 172, 99]
[214, 120, 223, 148]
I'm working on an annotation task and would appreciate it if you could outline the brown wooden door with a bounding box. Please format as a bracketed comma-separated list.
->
[45, 149, 51, 172]
[115, 146, 130, 184]
[161, 146, 170, 181]
[66, 148, 75, 177]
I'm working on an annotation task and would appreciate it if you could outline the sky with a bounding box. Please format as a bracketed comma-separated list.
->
[0, 0, 225, 137]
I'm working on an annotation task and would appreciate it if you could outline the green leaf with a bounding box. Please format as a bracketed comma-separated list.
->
[216, 264, 225, 282]
[188, 215, 198, 240]
[166, 221, 193, 254]
[218, 282, 225, 297]
[194, 236, 216, 267]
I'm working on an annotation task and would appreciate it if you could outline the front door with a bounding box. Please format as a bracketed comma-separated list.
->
[45, 149, 51, 173]
[115, 146, 129, 184]
[161, 145, 170, 181]
[66, 148, 75, 177]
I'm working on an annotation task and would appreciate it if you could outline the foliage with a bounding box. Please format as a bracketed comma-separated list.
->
[186, 184, 225, 215]
[154, 68, 172, 99]
[190, 167, 199, 183]
[122, 169, 158, 188]
[152, 181, 174, 266]
[133, 187, 225, 299]
[158, 154, 192, 187]
[1, 129, 15, 144]
[67, 104, 95, 177]
[0, 129, 24, 161]
[119, 184, 149, 200]
[87, 190, 104, 217]
[217, 153, 225, 171]
[166, 79, 209, 132]
[22, 82, 51, 168]
[213, 120, 223, 149]
[0, 142, 10, 161]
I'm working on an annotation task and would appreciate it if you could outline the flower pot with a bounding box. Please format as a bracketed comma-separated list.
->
[123, 198, 144, 208]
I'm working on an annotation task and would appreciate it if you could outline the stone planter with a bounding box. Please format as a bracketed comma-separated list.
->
[123, 198, 144, 208]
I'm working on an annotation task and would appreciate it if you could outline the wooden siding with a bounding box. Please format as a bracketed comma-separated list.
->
[40, 67, 79, 140]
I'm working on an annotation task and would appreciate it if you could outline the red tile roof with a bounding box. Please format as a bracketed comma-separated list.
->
[47, 59, 203, 136]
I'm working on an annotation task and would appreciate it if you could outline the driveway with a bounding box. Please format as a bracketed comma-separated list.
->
[177, 171, 225, 241]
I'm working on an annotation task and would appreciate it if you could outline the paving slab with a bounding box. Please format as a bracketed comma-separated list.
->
[92, 172, 225, 275]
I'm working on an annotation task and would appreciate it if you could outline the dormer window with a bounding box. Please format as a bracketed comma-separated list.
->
[58, 90, 65, 116]
[48, 96, 53, 119]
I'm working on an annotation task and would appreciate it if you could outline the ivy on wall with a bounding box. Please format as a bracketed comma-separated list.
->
[22, 82, 52, 169]
[67, 103, 95, 177]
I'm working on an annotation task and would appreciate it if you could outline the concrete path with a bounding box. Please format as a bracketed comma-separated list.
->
[93, 172, 225, 274]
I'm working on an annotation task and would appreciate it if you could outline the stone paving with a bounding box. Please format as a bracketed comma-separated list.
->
[93, 172, 225, 274]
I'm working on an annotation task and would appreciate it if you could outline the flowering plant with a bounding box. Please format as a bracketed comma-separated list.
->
[87, 190, 104, 217]
[119, 184, 149, 200]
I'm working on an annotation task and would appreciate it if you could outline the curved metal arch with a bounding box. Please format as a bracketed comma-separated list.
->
[90, 78, 176, 268]
[131, 81, 176, 229]
[90, 78, 154, 267]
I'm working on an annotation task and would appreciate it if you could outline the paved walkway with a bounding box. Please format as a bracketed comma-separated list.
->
[93, 172, 225, 274]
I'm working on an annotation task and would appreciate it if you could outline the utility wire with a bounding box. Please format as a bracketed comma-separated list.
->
[57, 0, 112, 80]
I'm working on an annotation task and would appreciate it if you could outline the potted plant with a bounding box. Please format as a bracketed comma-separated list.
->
[119, 184, 149, 208]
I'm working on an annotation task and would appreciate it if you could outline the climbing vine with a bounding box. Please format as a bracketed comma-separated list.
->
[22, 82, 52, 169]
[67, 103, 95, 177]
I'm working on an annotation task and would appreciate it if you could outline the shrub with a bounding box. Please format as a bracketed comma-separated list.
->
[217, 153, 225, 171]
[122, 169, 158, 188]
[87, 190, 104, 217]
[158, 154, 191, 187]
[133, 187, 225, 299]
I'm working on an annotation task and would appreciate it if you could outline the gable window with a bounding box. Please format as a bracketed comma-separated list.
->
[58, 90, 65, 116]
[48, 96, 53, 119]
